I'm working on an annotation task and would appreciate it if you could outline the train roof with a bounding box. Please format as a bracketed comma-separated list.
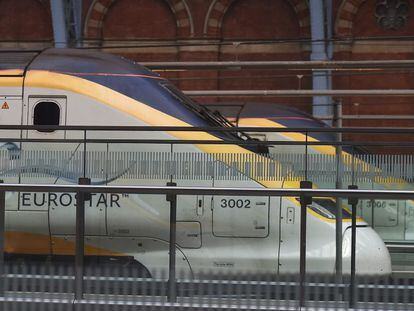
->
[0, 51, 39, 72]
[0, 48, 160, 78]
[21, 49, 263, 141]
[27, 48, 158, 77]
[23, 48, 215, 128]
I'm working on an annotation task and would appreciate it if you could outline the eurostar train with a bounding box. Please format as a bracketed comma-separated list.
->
[208, 102, 346, 155]
[0, 48, 391, 277]
[213, 102, 414, 242]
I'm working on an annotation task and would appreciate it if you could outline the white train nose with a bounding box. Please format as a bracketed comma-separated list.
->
[342, 226, 392, 276]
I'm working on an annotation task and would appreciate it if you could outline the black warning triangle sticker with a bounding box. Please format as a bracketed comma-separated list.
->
[1, 102, 9, 109]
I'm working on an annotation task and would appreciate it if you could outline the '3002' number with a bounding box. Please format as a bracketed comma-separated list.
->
[220, 199, 251, 208]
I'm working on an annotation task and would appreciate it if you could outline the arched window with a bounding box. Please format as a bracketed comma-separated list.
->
[33, 101, 60, 132]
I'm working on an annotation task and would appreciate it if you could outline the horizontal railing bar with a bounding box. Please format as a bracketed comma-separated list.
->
[7, 274, 74, 280]
[142, 60, 414, 70]
[12, 273, 414, 290]
[2, 274, 332, 287]
[0, 125, 413, 133]
[1, 291, 412, 309]
[0, 184, 413, 200]
[0, 296, 338, 311]
[184, 89, 414, 97]
[0, 137, 413, 147]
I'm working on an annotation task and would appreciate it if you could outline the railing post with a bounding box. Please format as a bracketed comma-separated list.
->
[83, 130, 87, 178]
[348, 185, 359, 308]
[166, 182, 177, 302]
[299, 180, 312, 307]
[75, 177, 91, 300]
[0, 180, 4, 297]
[334, 101, 343, 300]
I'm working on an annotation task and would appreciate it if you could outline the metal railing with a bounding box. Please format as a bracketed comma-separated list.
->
[1, 124, 414, 132]
[2, 125, 414, 184]
[0, 124, 413, 310]
[1, 124, 414, 144]
[0, 183, 413, 310]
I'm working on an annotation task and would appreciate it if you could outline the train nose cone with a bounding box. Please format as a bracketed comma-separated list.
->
[342, 226, 392, 276]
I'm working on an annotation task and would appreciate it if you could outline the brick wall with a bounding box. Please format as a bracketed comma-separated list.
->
[334, 0, 414, 133]
[0, 0, 52, 48]
[1, 0, 414, 132]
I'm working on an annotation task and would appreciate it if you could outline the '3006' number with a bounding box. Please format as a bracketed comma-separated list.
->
[220, 199, 251, 208]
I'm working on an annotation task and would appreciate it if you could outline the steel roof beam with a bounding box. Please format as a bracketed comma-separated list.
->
[143, 60, 414, 70]
[50, 0, 68, 48]
[184, 89, 414, 97]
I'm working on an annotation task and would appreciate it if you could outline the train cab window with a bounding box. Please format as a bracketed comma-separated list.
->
[33, 101, 60, 132]
[295, 198, 352, 219]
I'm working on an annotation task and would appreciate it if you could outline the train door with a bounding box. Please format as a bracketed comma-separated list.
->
[20, 96, 61, 257]
[210, 156, 277, 275]
[211, 189, 270, 238]
[171, 146, 210, 251]
[357, 181, 406, 241]
[358, 199, 405, 240]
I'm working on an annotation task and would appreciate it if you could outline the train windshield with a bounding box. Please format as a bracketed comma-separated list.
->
[161, 83, 268, 153]
[296, 198, 352, 219]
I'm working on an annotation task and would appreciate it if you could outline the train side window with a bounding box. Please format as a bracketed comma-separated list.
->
[33, 101, 60, 132]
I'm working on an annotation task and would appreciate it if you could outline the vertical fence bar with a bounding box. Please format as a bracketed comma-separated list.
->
[299, 131, 310, 308]
[75, 177, 91, 300]
[299, 180, 312, 307]
[83, 130, 87, 178]
[166, 182, 177, 302]
[304, 132, 309, 180]
[348, 185, 358, 308]
[0, 180, 4, 297]
[334, 101, 343, 300]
